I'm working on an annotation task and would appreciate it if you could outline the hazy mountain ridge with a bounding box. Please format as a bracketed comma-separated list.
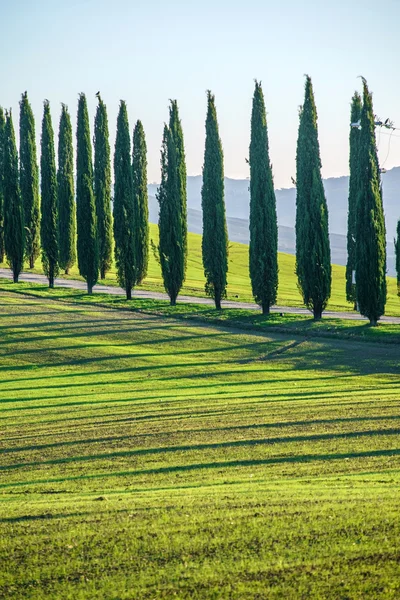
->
[148, 167, 399, 275]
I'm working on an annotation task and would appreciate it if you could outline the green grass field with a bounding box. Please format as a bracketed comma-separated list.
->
[3, 223, 400, 315]
[1, 288, 400, 599]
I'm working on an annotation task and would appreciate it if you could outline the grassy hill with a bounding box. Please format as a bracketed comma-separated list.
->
[1, 290, 399, 598]
[4, 223, 400, 316]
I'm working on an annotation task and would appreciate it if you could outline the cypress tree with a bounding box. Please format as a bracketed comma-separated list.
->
[157, 125, 184, 305]
[395, 220, 400, 297]
[169, 100, 187, 276]
[113, 100, 135, 300]
[76, 93, 98, 294]
[19, 91, 40, 269]
[346, 92, 362, 308]
[57, 104, 76, 274]
[3, 111, 24, 282]
[40, 100, 59, 288]
[94, 94, 113, 280]
[295, 76, 331, 320]
[132, 119, 149, 284]
[355, 79, 386, 325]
[249, 80, 278, 314]
[0, 107, 5, 263]
[201, 91, 228, 310]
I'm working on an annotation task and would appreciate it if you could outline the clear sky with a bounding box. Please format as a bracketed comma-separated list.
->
[2, 0, 400, 187]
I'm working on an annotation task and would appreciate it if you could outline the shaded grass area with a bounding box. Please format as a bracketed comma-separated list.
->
[2, 223, 400, 315]
[0, 290, 400, 599]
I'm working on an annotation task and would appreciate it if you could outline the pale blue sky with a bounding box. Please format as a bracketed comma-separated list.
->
[2, 0, 400, 187]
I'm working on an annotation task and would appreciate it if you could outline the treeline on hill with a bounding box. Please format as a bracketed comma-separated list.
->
[0, 78, 394, 325]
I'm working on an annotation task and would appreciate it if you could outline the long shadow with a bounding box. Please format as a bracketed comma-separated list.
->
[2, 447, 400, 489]
[2, 427, 400, 472]
[3, 415, 400, 454]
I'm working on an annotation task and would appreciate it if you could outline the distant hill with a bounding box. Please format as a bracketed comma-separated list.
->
[148, 167, 399, 275]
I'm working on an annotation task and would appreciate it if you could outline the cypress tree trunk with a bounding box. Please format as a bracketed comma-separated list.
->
[20, 92, 40, 270]
[346, 92, 362, 308]
[395, 220, 400, 297]
[249, 81, 278, 314]
[355, 79, 387, 325]
[40, 101, 59, 287]
[94, 94, 113, 280]
[201, 91, 228, 310]
[0, 108, 5, 264]
[295, 76, 331, 320]
[169, 101, 187, 277]
[58, 104, 76, 275]
[132, 120, 149, 285]
[4, 111, 24, 282]
[76, 93, 98, 294]
[157, 124, 185, 305]
[113, 100, 135, 300]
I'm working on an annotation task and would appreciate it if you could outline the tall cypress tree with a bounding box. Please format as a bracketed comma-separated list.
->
[3, 111, 24, 282]
[40, 100, 59, 287]
[76, 93, 98, 294]
[295, 76, 331, 320]
[346, 92, 362, 308]
[19, 91, 40, 269]
[94, 94, 113, 280]
[113, 100, 135, 300]
[169, 100, 187, 276]
[132, 119, 149, 284]
[57, 104, 76, 274]
[355, 79, 386, 325]
[395, 220, 400, 297]
[157, 124, 184, 305]
[0, 108, 5, 263]
[201, 91, 228, 310]
[249, 80, 278, 314]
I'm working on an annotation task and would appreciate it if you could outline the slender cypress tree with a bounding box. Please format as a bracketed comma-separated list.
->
[395, 220, 400, 297]
[40, 100, 59, 287]
[57, 104, 76, 274]
[249, 80, 278, 314]
[76, 93, 98, 294]
[355, 79, 386, 325]
[132, 119, 149, 284]
[346, 92, 362, 308]
[0, 107, 5, 263]
[157, 124, 184, 305]
[94, 94, 113, 279]
[295, 76, 331, 320]
[169, 100, 187, 276]
[3, 111, 24, 282]
[20, 92, 40, 269]
[201, 91, 228, 310]
[113, 100, 135, 300]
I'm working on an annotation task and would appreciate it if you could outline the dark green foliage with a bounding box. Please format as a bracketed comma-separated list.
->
[19, 92, 40, 269]
[40, 101, 59, 287]
[295, 76, 331, 320]
[132, 120, 149, 284]
[113, 101, 135, 300]
[346, 92, 362, 307]
[395, 220, 400, 297]
[3, 111, 24, 282]
[355, 80, 386, 325]
[94, 94, 113, 280]
[249, 80, 278, 314]
[201, 91, 228, 310]
[57, 104, 76, 274]
[157, 125, 184, 305]
[0, 107, 5, 263]
[169, 100, 187, 276]
[76, 93, 98, 294]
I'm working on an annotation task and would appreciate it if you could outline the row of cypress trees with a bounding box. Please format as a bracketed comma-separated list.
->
[0, 79, 390, 323]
